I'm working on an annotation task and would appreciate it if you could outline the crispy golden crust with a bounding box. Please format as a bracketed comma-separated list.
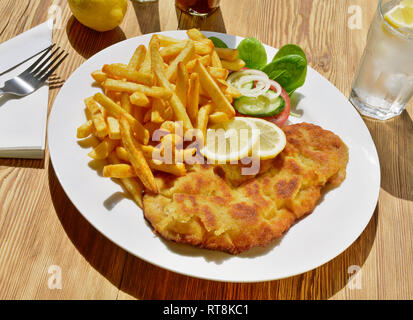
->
[143, 123, 349, 254]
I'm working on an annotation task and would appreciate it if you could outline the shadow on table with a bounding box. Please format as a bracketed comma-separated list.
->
[48, 160, 378, 299]
[48, 162, 128, 288]
[363, 111, 413, 201]
[0, 157, 45, 169]
[131, 1, 161, 34]
[177, 6, 227, 33]
[66, 16, 126, 59]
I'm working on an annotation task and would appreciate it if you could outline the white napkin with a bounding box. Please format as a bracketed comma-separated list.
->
[0, 21, 53, 159]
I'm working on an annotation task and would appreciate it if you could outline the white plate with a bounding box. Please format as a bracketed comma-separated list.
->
[48, 31, 380, 282]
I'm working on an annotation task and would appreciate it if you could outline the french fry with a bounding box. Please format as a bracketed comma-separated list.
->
[107, 152, 143, 208]
[151, 98, 171, 123]
[79, 32, 251, 197]
[187, 72, 200, 125]
[186, 28, 206, 41]
[119, 115, 158, 193]
[225, 84, 242, 98]
[196, 103, 212, 142]
[207, 66, 229, 80]
[194, 60, 235, 116]
[214, 48, 239, 61]
[117, 144, 163, 162]
[103, 79, 172, 99]
[160, 120, 184, 137]
[225, 94, 233, 104]
[103, 164, 136, 178]
[105, 90, 122, 104]
[199, 95, 212, 106]
[159, 42, 185, 60]
[214, 78, 229, 91]
[151, 110, 164, 123]
[160, 40, 212, 59]
[165, 41, 195, 81]
[84, 96, 102, 115]
[220, 58, 246, 71]
[77, 120, 94, 139]
[91, 70, 107, 83]
[128, 44, 146, 70]
[130, 91, 150, 107]
[211, 50, 223, 68]
[163, 101, 174, 121]
[148, 159, 186, 176]
[132, 105, 145, 123]
[154, 68, 193, 131]
[143, 108, 152, 123]
[92, 112, 108, 138]
[102, 64, 153, 86]
[209, 111, 231, 124]
[94, 92, 149, 144]
[107, 116, 121, 140]
[186, 54, 211, 73]
[120, 93, 132, 113]
[78, 135, 101, 148]
[175, 62, 188, 107]
[88, 137, 118, 160]
[157, 34, 183, 47]
[139, 36, 158, 75]
[193, 40, 214, 55]
[115, 146, 130, 162]
[141, 145, 162, 160]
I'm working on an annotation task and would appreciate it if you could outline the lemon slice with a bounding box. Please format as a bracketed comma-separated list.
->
[245, 118, 287, 160]
[384, 2, 413, 29]
[201, 117, 259, 163]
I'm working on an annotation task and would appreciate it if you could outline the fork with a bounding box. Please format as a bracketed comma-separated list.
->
[0, 45, 68, 97]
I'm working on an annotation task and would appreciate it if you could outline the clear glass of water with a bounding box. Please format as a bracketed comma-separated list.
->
[350, 0, 413, 120]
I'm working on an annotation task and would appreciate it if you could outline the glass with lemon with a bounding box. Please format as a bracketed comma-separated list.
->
[350, 0, 413, 120]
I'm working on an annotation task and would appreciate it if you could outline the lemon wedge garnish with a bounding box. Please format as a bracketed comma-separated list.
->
[244, 118, 287, 160]
[201, 117, 259, 163]
[384, 1, 413, 29]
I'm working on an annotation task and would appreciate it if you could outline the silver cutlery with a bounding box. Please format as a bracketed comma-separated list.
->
[0, 44, 68, 97]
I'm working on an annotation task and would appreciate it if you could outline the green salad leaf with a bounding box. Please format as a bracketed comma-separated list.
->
[270, 44, 307, 94]
[237, 37, 267, 69]
[209, 36, 228, 48]
[262, 54, 307, 94]
[231, 38, 308, 96]
[272, 44, 307, 62]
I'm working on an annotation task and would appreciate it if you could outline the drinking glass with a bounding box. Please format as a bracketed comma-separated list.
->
[350, 0, 413, 120]
[176, 0, 220, 17]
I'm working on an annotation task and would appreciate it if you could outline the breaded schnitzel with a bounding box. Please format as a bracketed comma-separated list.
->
[143, 123, 349, 254]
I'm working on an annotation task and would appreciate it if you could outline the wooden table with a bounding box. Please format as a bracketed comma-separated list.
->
[0, 0, 412, 300]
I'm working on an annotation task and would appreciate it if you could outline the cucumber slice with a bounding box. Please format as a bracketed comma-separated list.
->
[234, 90, 285, 117]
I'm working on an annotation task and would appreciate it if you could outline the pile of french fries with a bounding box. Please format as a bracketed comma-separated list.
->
[76, 28, 244, 207]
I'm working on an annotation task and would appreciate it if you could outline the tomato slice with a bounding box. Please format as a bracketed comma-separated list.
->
[264, 86, 290, 127]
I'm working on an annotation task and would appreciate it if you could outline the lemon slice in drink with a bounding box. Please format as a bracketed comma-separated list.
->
[245, 118, 287, 160]
[384, 1, 413, 29]
[401, 0, 413, 8]
[201, 117, 259, 163]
